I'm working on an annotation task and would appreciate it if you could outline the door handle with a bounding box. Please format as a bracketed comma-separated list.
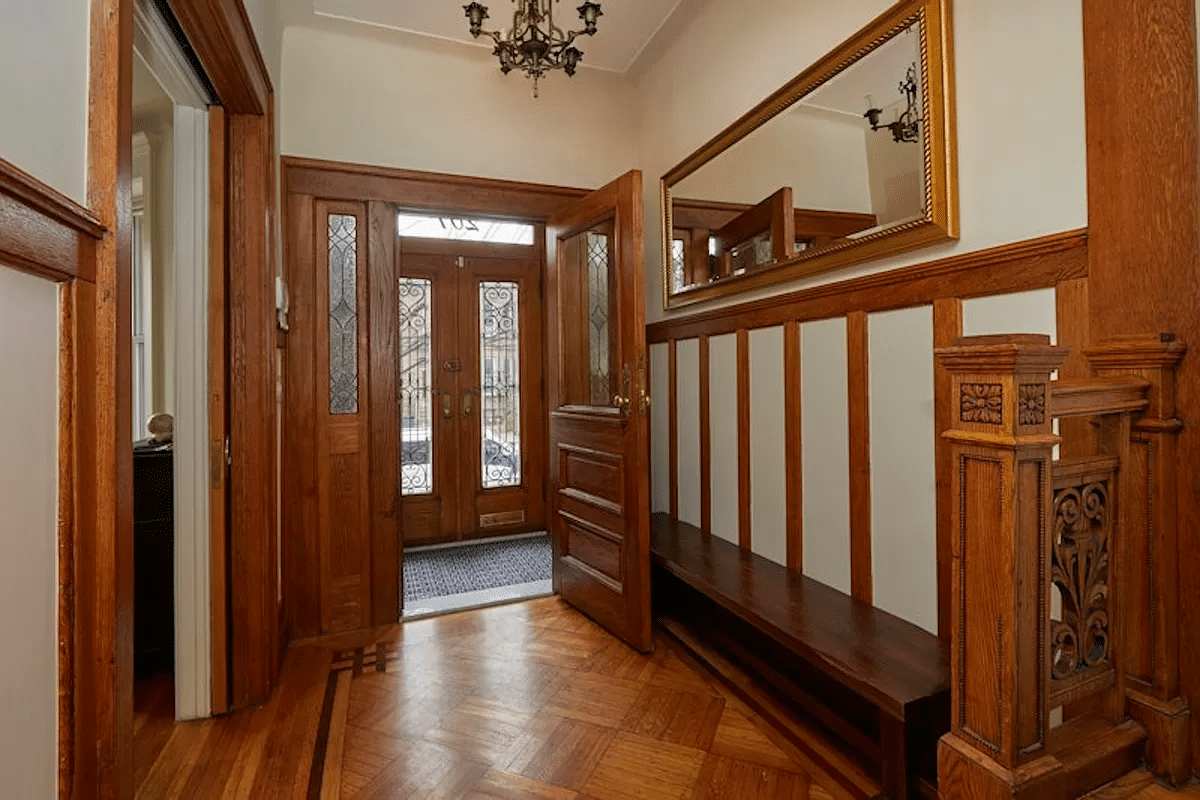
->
[463, 390, 473, 418]
[612, 364, 632, 416]
[442, 392, 453, 420]
[636, 354, 651, 415]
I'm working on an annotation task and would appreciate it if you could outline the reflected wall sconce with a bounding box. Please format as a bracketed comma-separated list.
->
[864, 62, 922, 143]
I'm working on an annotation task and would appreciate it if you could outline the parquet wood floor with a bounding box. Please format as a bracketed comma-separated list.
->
[133, 596, 1200, 799]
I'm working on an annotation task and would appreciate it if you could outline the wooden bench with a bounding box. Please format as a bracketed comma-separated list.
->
[650, 513, 950, 800]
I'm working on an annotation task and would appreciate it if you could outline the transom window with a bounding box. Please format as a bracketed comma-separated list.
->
[396, 213, 535, 246]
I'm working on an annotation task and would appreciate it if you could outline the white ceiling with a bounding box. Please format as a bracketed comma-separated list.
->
[310, 0, 686, 73]
[802, 24, 921, 118]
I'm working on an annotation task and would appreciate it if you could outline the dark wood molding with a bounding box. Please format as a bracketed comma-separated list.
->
[846, 312, 872, 605]
[227, 111, 280, 708]
[668, 340, 679, 520]
[0, 158, 104, 283]
[367, 200, 401, 627]
[1056, 278, 1094, 459]
[931, 297, 961, 642]
[647, 229, 1088, 343]
[164, 0, 272, 115]
[784, 321, 803, 572]
[282, 157, 590, 221]
[71, 0, 135, 797]
[737, 329, 751, 550]
[699, 335, 712, 533]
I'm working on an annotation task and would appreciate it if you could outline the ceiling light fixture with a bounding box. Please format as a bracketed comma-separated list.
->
[863, 63, 922, 144]
[464, 0, 603, 98]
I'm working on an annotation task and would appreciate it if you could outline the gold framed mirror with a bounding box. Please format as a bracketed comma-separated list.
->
[661, 0, 957, 309]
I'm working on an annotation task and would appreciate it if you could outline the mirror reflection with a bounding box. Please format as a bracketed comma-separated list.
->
[671, 24, 924, 293]
[662, 0, 957, 309]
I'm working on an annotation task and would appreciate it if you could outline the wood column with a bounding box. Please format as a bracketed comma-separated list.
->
[1082, 0, 1200, 774]
[1087, 334, 1191, 783]
[936, 335, 1066, 798]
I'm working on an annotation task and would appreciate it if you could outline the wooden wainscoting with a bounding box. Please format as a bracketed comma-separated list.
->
[647, 229, 1089, 641]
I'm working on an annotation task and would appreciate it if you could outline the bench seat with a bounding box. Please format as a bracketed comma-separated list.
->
[650, 513, 950, 800]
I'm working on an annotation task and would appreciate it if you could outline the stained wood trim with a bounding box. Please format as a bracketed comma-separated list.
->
[367, 200, 400, 625]
[56, 284, 78, 800]
[932, 298, 962, 641]
[227, 111, 280, 707]
[208, 106, 230, 715]
[846, 312, 872, 604]
[699, 335, 712, 532]
[737, 328, 751, 550]
[1056, 277, 1093, 458]
[0, 158, 104, 283]
[668, 339, 679, 519]
[69, 0, 135, 796]
[784, 321, 803, 571]
[164, 0, 271, 114]
[283, 157, 590, 221]
[647, 230, 1088, 343]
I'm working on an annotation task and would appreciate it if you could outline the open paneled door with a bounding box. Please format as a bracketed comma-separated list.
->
[546, 170, 653, 652]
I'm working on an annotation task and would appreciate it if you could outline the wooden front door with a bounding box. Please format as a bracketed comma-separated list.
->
[546, 170, 653, 652]
[398, 238, 547, 547]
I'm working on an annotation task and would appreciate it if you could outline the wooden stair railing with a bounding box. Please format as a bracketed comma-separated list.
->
[932, 334, 1192, 799]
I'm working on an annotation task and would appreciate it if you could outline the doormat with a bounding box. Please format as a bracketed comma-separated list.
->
[403, 534, 551, 603]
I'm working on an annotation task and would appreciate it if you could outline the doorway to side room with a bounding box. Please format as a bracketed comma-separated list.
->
[389, 213, 552, 617]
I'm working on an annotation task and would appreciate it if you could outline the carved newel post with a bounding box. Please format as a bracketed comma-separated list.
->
[1087, 334, 1190, 783]
[936, 335, 1066, 799]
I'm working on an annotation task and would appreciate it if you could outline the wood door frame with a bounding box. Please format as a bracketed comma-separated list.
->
[18, 0, 279, 796]
[282, 157, 589, 635]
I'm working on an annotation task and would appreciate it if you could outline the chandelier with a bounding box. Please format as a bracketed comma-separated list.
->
[863, 63, 922, 144]
[464, 0, 604, 97]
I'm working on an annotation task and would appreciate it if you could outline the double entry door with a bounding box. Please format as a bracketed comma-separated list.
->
[398, 238, 546, 547]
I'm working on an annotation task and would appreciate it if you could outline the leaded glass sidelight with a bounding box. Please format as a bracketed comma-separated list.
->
[479, 281, 521, 489]
[672, 238, 686, 293]
[328, 214, 359, 414]
[399, 278, 434, 496]
[587, 232, 613, 406]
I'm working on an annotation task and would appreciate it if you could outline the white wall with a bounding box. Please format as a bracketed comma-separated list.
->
[0, 0, 91, 203]
[639, 0, 1086, 322]
[280, 22, 639, 189]
[0, 267, 60, 800]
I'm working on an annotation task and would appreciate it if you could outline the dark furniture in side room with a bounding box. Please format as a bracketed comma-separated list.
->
[650, 513, 950, 800]
[133, 445, 174, 678]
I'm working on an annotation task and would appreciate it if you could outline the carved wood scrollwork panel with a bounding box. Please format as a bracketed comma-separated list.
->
[960, 383, 1003, 424]
[1050, 480, 1110, 681]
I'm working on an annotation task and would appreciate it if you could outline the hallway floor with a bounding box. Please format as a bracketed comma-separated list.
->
[134, 597, 1200, 799]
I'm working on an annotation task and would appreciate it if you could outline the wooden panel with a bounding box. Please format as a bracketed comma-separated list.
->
[562, 517, 623, 584]
[846, 312, 872, 604]
[784, 321, 803, 571]
[165, 0, 271, 114]
[562, 446, 624, 511]
[959, 454, 1005, 750]
[366, 201, 399, 624]
[736, 329, 751, 550]
[1056, 277, 1092, 457]
[314, 201, 371, 635]
[0, 158, 103, 282]
[1081, 3, 1200, 769]
[76, 0, 134, 795]
[228, 112, 280, 706]
[668, 340, 678, 519]
[932, 298, 962, 641]
[284, 157, 588, 220]
[282, 193, 322, 638]
[699, 336, 712, 533]
[647, 230, 1087, 343]
[207, 106, 229, 713]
